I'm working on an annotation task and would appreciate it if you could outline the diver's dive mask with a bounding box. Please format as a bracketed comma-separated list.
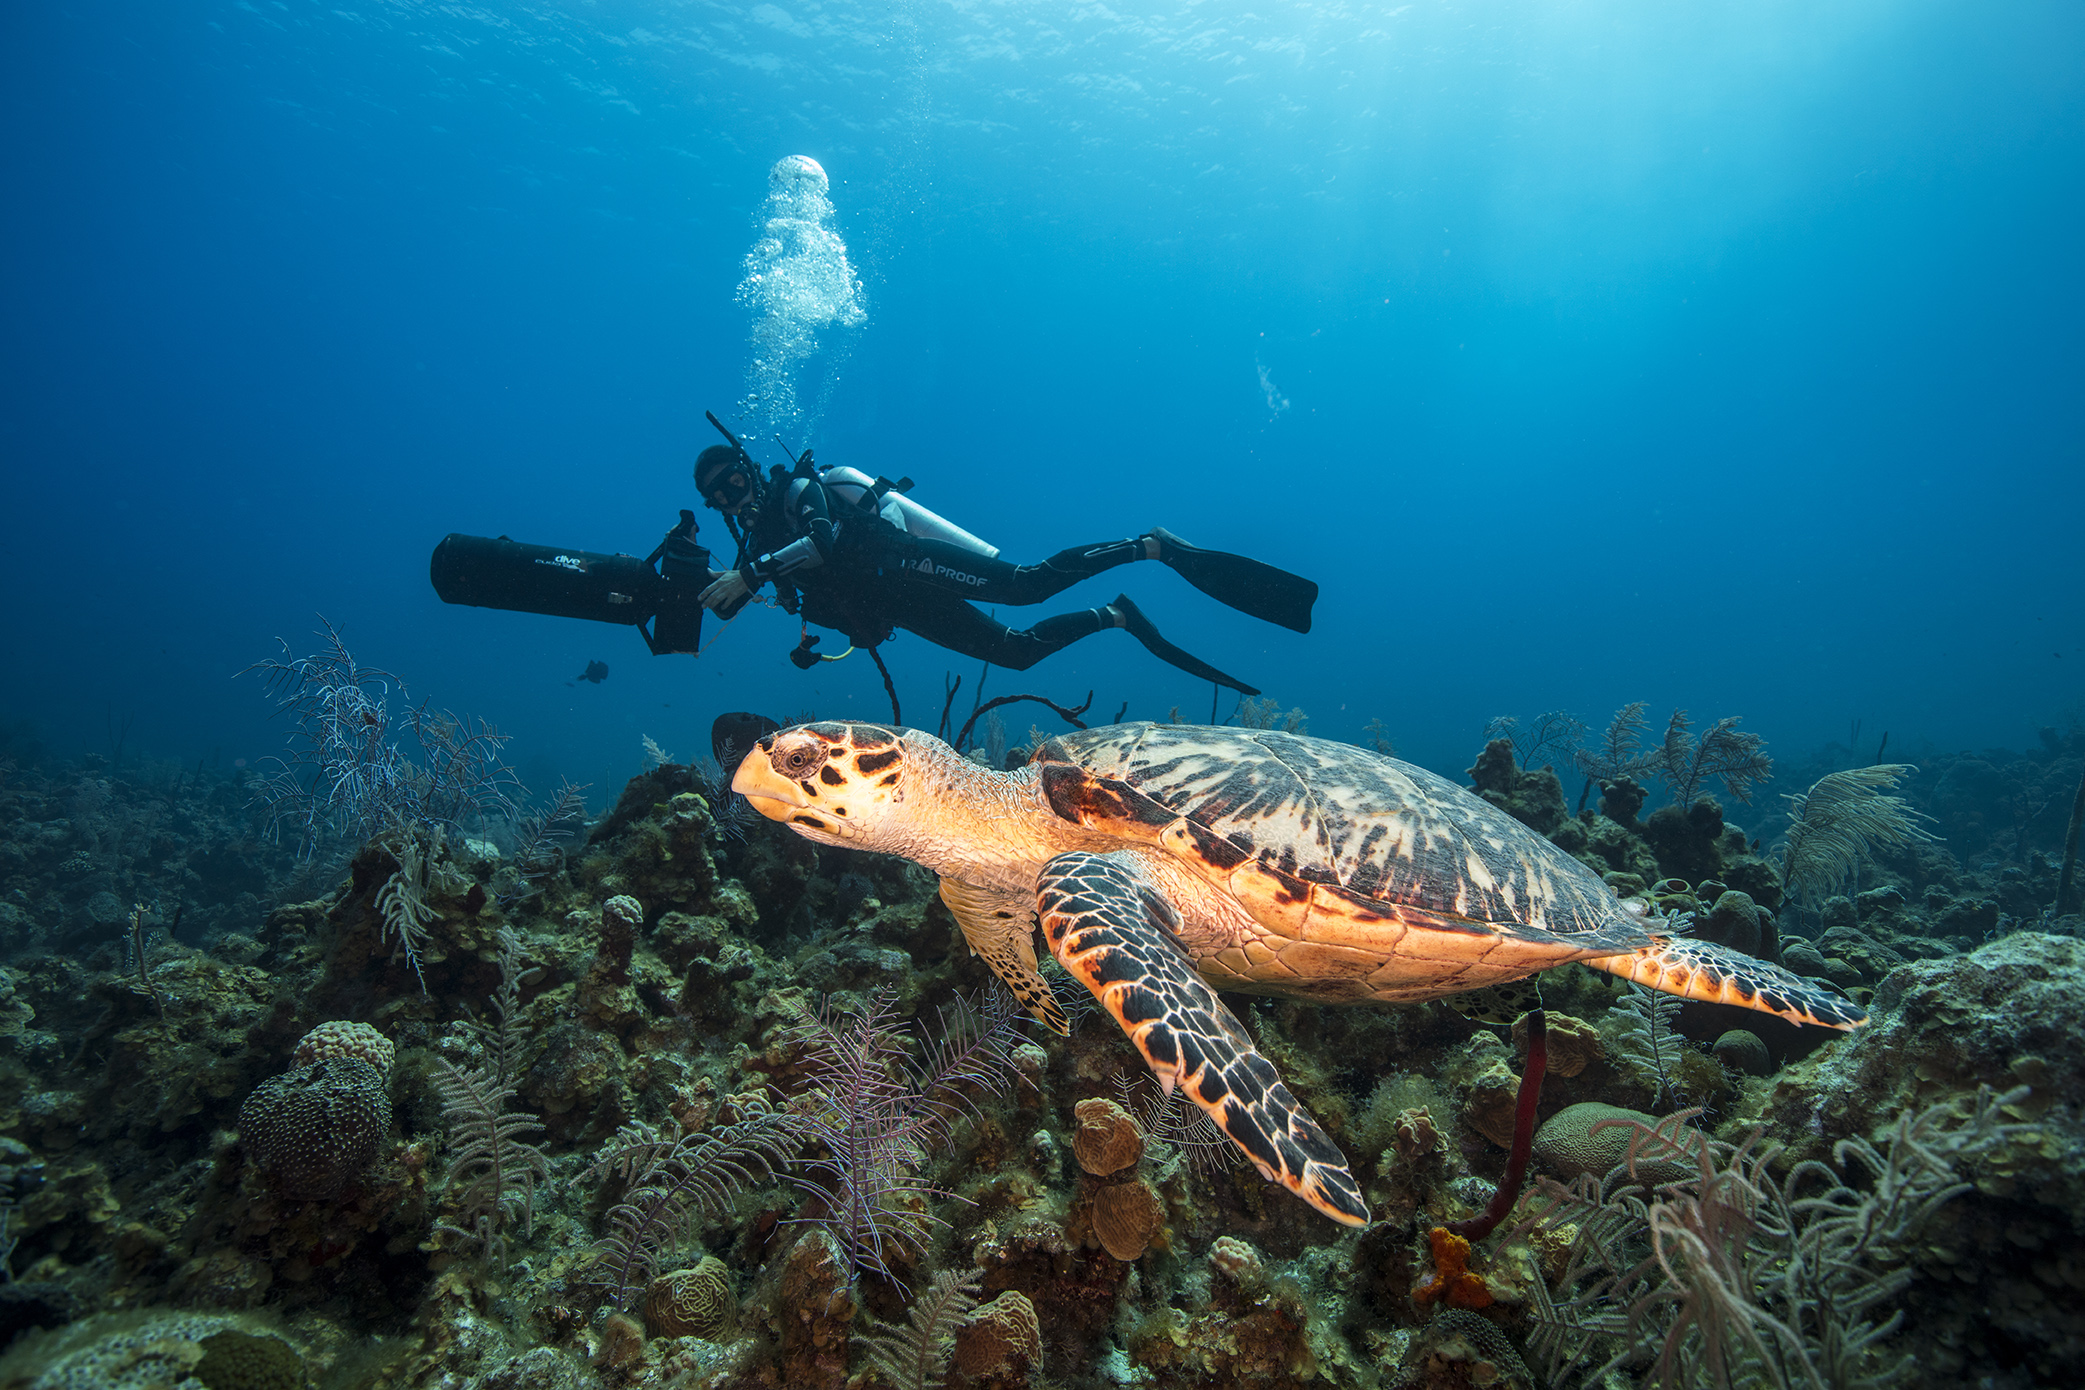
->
[695, 444, 756, 513]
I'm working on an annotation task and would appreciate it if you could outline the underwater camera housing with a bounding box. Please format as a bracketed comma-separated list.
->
[429, 511, 721, 656]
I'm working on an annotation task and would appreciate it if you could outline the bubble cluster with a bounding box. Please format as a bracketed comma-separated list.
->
[735, 155, 866, 439]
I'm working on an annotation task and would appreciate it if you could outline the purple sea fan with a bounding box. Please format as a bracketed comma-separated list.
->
[783, 986, 1027, 1286]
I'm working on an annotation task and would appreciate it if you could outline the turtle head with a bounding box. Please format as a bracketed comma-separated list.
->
[730, 722, 919, 849]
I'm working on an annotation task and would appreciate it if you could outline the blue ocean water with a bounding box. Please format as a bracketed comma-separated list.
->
[3, 1, 2081, 804]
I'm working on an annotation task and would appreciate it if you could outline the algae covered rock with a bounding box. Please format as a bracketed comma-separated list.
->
[1642, 799, 1726, 885]
[1728, 931, 2085, 1386]
[1466, 739, 1569, 837]
[1576, 815, 1660, 883]
[768, 1227, 855, 1390]
[1598, 777, 1648, 830]
[1745, 931, 2085, 1207]
[579, 774, 723, 915]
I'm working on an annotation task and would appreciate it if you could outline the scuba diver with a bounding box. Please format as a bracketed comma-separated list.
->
[690, 432, 1317, 695]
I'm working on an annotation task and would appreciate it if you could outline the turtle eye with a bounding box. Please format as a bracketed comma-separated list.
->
[774, 743, 829, 779]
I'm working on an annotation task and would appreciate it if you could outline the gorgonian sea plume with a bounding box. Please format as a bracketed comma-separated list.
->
[586, 1097, 803, 1314]
[1778, 764, 1938, 907]
[582, 985, 1030, 1304]
[243, 618, 522, 854]
[782, 986, 1028, 1286]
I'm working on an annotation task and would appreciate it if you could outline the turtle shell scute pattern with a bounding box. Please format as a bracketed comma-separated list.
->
[1043, 723, 1634, 941]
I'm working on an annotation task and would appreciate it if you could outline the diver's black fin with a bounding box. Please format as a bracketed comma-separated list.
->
[1111, 595, 1261, 695]
[1147, 528, 1317, 634]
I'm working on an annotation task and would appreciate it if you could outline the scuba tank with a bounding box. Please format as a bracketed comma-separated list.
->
[819, 465, 1000, 559]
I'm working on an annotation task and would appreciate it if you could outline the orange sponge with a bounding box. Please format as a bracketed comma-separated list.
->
[1413, 1226, 1493, 1310]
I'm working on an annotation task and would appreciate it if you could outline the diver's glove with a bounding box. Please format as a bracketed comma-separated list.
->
[700, 567, 756, 616]
[660, 511, 709, 580]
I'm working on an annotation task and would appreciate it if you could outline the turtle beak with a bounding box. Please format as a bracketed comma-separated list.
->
[731, 749, 810, 817]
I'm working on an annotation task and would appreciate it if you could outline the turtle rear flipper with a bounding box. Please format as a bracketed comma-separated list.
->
[1037, 849, 1369, 1227]
[1582, 936, 1868, 1030]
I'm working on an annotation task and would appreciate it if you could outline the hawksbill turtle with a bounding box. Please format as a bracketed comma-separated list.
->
[731, 721, 1864, 1226]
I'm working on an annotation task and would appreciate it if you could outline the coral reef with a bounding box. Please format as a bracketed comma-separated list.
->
[0, 709, 2079, 1389]
[1086, 1179, 1164, 1262]
[0, 1311, 308, 1390]
[951, 1288, 1041, 1387]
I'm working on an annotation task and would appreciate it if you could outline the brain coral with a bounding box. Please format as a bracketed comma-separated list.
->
[953, 1290, 1042, 1384]
[292, 1020, 394, 1076]
[193, 1329, 305, 1390]
[645, 1256, 733, 1339]
[237, 1056, 389, 1200]
[1409, 1308, 1534, 1390]
[1531, 1102, 1699, 1185]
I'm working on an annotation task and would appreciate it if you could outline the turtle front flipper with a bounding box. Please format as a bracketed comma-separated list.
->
[939, 876, 1071, 1036]
[1036, 849, 1369, 1227]
[1581, 936, 1868, 1029]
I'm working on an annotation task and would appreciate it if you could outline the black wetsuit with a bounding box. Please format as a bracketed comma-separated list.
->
[734, 470, 1141, 669]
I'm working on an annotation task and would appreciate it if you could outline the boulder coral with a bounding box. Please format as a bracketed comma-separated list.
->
[236, 1056, 389, 1200]
[291, 1019, 393, 1075]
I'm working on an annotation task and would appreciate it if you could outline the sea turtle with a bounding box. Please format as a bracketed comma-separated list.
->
[731, 721, 1864, 1226]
